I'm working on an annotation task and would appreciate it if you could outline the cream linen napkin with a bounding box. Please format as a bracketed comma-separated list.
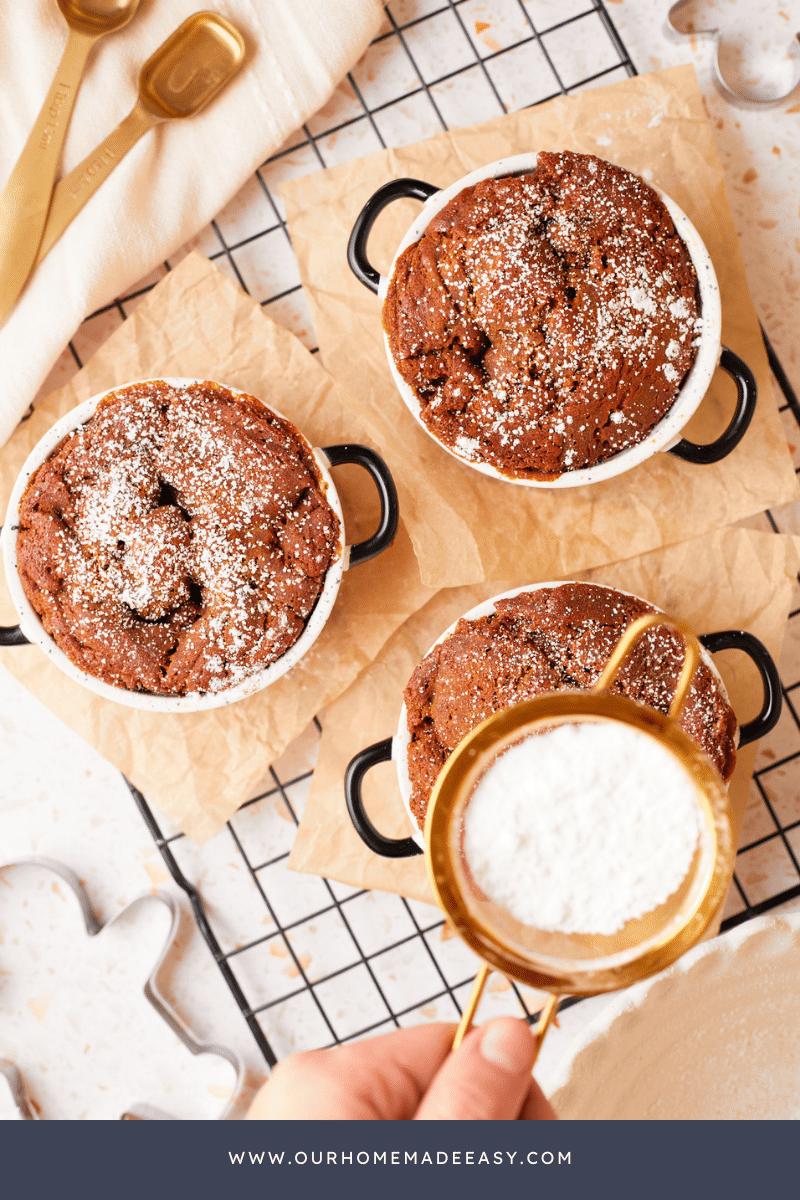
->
[0, 0, 383, 446]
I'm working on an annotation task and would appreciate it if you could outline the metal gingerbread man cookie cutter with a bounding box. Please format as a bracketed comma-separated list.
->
[0, 856, 243, 1120]
[667, 0, 800, 106]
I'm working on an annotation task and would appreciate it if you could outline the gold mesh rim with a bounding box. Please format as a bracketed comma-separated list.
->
[424, 693, 736, 995]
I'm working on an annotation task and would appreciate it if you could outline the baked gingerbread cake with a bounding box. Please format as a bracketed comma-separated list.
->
[15, 380, 341, 696]
[403, 583, 736, 829]
[383, 152, 702, 480]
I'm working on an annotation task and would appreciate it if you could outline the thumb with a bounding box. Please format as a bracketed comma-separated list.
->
[414, 1017, 554, 1120]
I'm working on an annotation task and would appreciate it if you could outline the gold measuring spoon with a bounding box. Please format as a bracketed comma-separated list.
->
[33, 12, 246, 269]
[0, 0, 141, 324]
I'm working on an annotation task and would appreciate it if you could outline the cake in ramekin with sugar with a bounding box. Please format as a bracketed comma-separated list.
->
[383, 151, 702, 480]
[13, 379, 341, 697]
[403, 583, 737, 830]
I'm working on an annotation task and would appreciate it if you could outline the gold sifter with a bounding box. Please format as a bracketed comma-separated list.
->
[421, 613, 737, 1059]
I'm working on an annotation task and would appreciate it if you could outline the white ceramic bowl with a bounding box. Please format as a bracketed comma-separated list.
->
[1, 378, 391, 713]
[352, 153, 740, 488]
[392, 582, 734, 849]
[344, 581, 784, 858]
[546, 909, 800, 1119]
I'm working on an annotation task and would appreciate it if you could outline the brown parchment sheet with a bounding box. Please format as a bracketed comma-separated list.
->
[0, 252, 434, 843]
[289, 526, 799, 910]
[283, 65, 799, 590]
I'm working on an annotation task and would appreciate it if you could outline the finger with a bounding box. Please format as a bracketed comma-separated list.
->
[520, 1076, 558, 1121]
[247, 1022, 456, 1120]
[415, 1017, 536, 1121]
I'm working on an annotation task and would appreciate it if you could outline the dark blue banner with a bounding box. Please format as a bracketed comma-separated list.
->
[1, 1119, 796, 1200]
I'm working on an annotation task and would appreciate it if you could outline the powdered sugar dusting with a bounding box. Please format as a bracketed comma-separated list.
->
[403, 583, 737, 829]
[16, 381, 341, 697]
[384, 152, 702, 480]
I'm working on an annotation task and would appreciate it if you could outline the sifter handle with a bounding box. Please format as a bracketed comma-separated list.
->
[452, 963, 491, 1050]
[452, 966, 559, 1064]
[592, 612, 701, 721]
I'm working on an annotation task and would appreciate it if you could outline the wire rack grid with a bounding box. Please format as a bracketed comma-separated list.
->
[57, 0, 800, 1069]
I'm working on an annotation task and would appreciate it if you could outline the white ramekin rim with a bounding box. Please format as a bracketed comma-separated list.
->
[1, 378, 346, 713]
[392, 580, 733, 846]
[377, 151, 722, 489]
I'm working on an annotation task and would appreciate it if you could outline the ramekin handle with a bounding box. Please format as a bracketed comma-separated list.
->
[347, 178, 441, 294]
[668, 347, 757, 465]
[699, 629, 781, 746]
[322, 444, 399, 568]
[1, 521, 30, 645]
[0, 624, 29, 646]
[345, 738, 423, 858]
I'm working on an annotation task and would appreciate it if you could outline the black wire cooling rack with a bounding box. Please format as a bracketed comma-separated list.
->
[62, 0, 800, 1067]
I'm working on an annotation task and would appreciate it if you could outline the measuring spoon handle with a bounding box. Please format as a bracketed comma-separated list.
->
[0, 28, 98, 321]
[35, 102, 159, 266]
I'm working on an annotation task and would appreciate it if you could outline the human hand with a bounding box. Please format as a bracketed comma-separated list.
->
[247, 1017, 556, 1120]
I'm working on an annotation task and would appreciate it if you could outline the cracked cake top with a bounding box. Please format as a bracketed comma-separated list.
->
[383, 152, 702, 480]
[403, 583, 737, 830]
[15, 380, 341, 697]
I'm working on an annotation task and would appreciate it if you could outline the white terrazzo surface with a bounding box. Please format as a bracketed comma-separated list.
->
[2, 0, 800, 1120]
